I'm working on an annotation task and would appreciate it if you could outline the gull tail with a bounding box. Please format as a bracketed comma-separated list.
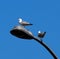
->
[29, 23, 33, 25]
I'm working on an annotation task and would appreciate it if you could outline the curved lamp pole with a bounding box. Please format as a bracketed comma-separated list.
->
[33, 37, 57, 59]
[10, 26, 57, 59]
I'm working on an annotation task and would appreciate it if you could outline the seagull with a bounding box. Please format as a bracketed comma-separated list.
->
[18, 18, 33, 26]
[38, 30, 46, 38]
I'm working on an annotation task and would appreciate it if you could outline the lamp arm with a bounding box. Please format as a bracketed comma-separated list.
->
[33, 37, 57, 59]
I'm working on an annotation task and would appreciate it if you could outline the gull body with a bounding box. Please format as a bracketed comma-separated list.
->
[18, 18, 32, 26]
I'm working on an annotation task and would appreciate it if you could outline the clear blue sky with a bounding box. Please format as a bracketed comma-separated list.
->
[0, 0, 60, 59]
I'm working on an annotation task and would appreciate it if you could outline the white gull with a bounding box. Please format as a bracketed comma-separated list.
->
[18, 18, 33, 26]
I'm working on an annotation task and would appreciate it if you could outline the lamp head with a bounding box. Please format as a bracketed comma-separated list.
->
[10, 26, 34, 39]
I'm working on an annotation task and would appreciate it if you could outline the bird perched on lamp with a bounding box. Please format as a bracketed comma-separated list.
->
[38, 31, 46, 42]
[38, 31, 46, 38]
[18, 18, 33, 26]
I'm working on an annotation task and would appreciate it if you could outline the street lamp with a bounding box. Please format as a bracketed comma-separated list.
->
[10, 26, 57, 59]
[10, 26, 34, 39]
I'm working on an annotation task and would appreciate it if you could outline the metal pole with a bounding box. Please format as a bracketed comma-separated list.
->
[33, 37, 57, 59]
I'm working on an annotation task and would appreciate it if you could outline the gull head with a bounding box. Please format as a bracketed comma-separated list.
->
[38, 30, 41, 34]
[18, 18, 22, 22]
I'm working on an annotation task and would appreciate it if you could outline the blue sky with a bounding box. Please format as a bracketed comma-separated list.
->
[0, 0, 60, 59]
